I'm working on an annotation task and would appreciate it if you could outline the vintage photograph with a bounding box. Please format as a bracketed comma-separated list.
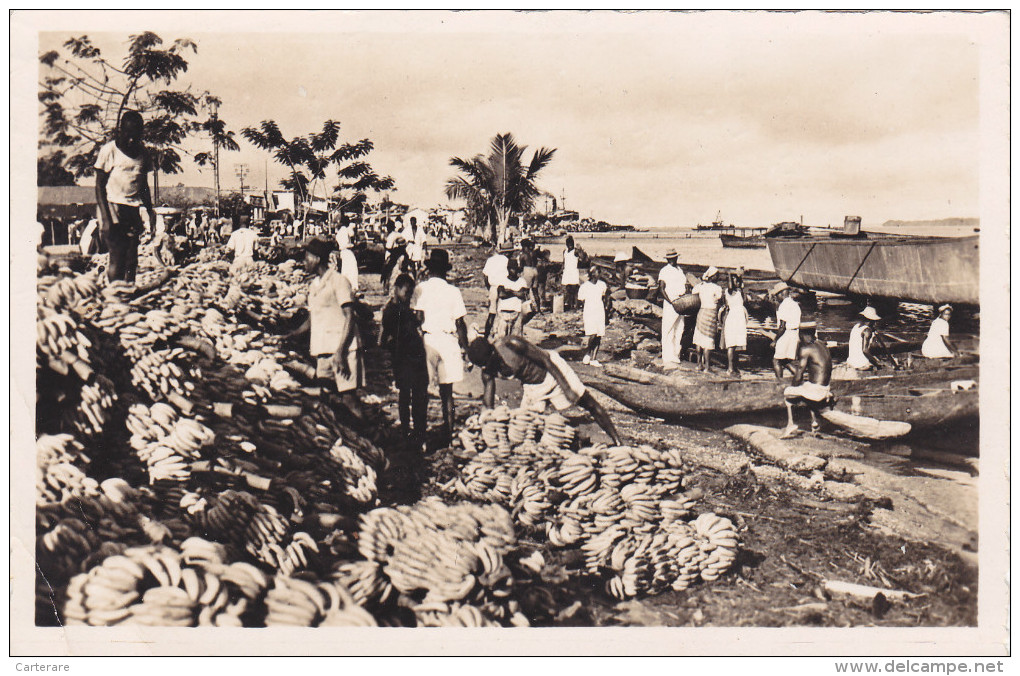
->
[12, 9, 1009, 655]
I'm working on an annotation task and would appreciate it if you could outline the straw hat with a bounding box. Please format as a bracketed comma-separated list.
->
[859, 306, 880, 321]
[771, 282, 791, 295]
[702, 266, 719, 281]
[938, 304, 953, 314]
[664, 249, 679, 260]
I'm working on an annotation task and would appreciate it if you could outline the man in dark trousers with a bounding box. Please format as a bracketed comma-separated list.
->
[467, 335, 623, 445]
[379, 273, 429, 448]
[94, 110, 157, 283]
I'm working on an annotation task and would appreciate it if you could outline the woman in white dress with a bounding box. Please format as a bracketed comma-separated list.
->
[692, 267, 724, 373]
[577, 266, 610, 367]
[921, 304, 956, 358]
[721, 272, 748, 376]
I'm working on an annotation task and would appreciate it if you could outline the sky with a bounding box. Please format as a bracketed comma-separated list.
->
[37, 11, 984, 230]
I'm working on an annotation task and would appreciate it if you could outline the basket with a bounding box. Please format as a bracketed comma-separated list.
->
[625, 285, 650, 300]
[671, 293, 701, 316]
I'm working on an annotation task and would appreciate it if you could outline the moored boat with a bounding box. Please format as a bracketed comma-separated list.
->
[834, 383, 978, 428]
[766, 223, 979, 306]
[572, 361, 979, 422]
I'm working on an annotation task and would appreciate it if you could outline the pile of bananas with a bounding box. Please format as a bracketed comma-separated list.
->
[129, 347, 196, 401]
[447, 408, 742, 599]
[37, 270, 102, 316]
[62, 541, 264, 627]
[36, 434, 99, 505]
[328, 438, 379, 505]
[264, 574, 376, 627]
[126, 402, 215, 482]
[349, 497, 520, 625]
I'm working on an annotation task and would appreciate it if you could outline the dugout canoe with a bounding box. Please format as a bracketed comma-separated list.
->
[766, 234, 979, 306]
[571, 361, 979, 421]
[833, 382, 978, 429]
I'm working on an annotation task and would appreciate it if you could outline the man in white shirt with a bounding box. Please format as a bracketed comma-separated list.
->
[226, 210, 258, 273]
[404, 217, 427, 276]
[772, 283, 802, 379]
[657, 249, 688, 369]
[413, 248, 469, 442]
[494, 259, 528, 337]
[481, 244, 509, 338]
[94, 110, 156, 282]
[561, 235, 580, 310]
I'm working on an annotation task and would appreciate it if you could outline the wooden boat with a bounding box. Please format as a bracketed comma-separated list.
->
[766, 232, 979, 306]
[720, 222, 808, 249]
[590, 246, 779, 290]
[834, 382, 978, 428]
[572, 361, 979, 422]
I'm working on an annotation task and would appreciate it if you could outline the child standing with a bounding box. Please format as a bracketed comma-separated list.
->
[578, 266, 610, 367]
[379, 274, 429, 447]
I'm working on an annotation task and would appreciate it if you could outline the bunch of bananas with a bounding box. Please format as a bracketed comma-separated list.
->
[129, 347, 195, 401]
[244, 356, 301, 391]
[328, 439, 379, 505]
[355, 498, 516, 616]
[126, 403, 214, 483]
[37, 271, 102, 315]
[264, 575, 376, 627]
[36, 311, 93, 374]
[62, 543, 262, 627]
[413, 601, 502, 627]
[36, 459, 99, 506]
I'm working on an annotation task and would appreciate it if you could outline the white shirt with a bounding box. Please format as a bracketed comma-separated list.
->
[94, 141, 151, 207]
[577, 279, 607, 307]
[413, 277, 467, 334]
[776, 296, 801, 330]
[226, 227, 258, 259]
[308, 268, 357, 356]
[338, 248, 359, 292]
[483, 254, 509, 287]
[384, 230, 403, 250]
[921, 317, 953, 358]
[498, 277, 528, 313]
[335, 224, 354, 250]
[658, 264, 687, 302]
[79, 219, 99, 254]
[562, 249, 580, 285]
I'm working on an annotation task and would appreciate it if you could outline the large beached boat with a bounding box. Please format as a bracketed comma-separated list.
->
[765, 217, 979, 306]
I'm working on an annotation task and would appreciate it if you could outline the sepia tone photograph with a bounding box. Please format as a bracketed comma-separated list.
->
[10, 9, 1010, 657]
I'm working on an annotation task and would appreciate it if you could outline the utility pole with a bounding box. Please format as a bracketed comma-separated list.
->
[210, 99, 221, 217]
[235, 163, 249, 205]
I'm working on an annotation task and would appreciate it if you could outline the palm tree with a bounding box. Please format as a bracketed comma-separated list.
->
[445, 133, 556, 244]
[242, 120, 385, 222]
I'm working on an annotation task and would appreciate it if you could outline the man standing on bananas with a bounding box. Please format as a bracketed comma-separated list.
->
[285, 238, 365, 423]
[94, 109, 157, 283]
[466, 335, 623, 445]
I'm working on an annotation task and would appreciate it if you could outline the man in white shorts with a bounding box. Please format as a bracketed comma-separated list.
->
[781, 322, 834, 438]
[413, 248, 469, 442]
[467, 335, 623, 445]
[481, 243, 509, 338]
[771, 282, 802, 380]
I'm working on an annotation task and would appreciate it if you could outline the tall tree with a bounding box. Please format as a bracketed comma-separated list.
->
[38, 33, 235, 199]
[37, 150, 77, 186]
[193, 95, 240, 215]
[242, 119, 391, 221]
[445, 133, 556, 244]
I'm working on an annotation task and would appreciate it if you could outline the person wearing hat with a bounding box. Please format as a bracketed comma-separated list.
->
[286, 238, 365, 422]
[413, 248, 470, 442]
[467, 334, 623, 445]
[691, 266, 724, 372]
[561, 235, 581, 311]
[657, 249, 688, 370]
[771, 282, 802, 380]
[921, 304, 957, 359]
[846, 305, 883, 370]
[781, 321, 834, 438]
[481, 242, 510, 338]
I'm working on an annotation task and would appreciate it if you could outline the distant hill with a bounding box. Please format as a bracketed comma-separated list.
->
[881, 218, 979, 229]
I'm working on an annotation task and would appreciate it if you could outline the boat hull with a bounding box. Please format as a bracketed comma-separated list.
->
[835, 388, 978, 428]
[719, 233, 766, 249]
[574, 362, 979, 422]
[766, 235, 979, 306]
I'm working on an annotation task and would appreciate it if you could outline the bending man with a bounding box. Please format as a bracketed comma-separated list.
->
[467, 335, 623, 445]
[781, 321, 833, 438]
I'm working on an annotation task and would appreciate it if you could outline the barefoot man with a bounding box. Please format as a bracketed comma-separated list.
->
[781, 322, 834, 438]
[467, 335, 623, 445]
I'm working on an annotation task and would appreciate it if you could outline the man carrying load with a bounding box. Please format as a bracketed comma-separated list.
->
[467, 335, 623, 445]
